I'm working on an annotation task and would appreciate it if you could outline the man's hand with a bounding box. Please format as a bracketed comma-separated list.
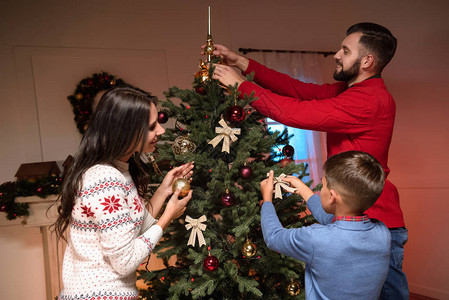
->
[201, 44, 249, 71]
[212, 64, 245, 88]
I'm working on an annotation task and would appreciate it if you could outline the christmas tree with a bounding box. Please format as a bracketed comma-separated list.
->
[138, 16, 318, 299]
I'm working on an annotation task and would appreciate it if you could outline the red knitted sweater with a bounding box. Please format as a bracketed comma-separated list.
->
[239, 59, 405, 228]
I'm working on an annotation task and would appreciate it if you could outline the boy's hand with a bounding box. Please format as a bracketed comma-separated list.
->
[282, 175, 314, 201]
[281, 176, 303, 190]
[260, 170, 275, 203]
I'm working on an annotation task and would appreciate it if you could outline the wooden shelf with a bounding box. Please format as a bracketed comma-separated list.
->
[15, 195, 59, 227]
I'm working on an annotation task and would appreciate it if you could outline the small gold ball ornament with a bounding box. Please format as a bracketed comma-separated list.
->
[75, 92, 83, 100]
[172, 178, 190, 197]
[286, 281, 301, 296]
[241, 239, 257, 258]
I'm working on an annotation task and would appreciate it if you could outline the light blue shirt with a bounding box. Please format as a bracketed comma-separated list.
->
[261, 195, 391, 299]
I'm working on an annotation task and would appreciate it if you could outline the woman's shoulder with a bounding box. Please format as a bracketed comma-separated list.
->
[83, 163, 126, 183]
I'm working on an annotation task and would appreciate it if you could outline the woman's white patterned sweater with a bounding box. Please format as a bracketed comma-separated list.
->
[59, 161, 162, 300]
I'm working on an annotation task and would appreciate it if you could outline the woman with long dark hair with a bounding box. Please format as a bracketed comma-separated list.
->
[55, 85, 193, 299]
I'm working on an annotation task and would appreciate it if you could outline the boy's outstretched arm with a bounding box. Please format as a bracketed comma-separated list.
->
[283, 175, 334, 225]
[259, 171, 313, 263]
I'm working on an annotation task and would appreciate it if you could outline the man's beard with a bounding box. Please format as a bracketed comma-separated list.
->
[333, 58, 361, 82]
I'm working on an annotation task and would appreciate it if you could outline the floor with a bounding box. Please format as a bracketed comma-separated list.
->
[409, 293, 439, 300]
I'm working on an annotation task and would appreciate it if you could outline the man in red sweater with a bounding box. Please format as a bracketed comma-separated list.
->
[209, 22, 408, 299]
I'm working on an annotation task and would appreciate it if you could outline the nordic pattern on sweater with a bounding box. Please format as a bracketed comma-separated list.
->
[59, 163, 163, 299]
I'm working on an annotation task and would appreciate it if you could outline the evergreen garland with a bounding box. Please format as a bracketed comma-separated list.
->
[0, 176, 63, 220]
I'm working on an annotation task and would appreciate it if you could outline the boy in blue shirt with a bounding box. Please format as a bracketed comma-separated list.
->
[260, 151, 390, 299]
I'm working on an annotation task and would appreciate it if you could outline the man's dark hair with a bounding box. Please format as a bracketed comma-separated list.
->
[347, 22, 397, 73]
[324, 151, 385, 212]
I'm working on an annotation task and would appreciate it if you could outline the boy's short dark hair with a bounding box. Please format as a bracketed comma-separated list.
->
[324, 151, 385, 212]
[346, 22, 397, 73]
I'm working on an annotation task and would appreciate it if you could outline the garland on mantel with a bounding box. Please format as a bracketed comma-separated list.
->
[0, 176, 63, 220]
[67, 72, 127, 134]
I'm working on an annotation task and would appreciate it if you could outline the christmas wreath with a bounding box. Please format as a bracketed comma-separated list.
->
[0, 72, 127, 220]
[67, 72, 126, 134]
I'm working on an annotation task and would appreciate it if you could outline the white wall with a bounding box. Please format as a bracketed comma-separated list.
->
[1, 1, 448, 299]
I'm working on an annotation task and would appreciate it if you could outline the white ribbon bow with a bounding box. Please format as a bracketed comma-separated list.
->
[185, 215, 207, 247]
[269, 173, 298, 199]
[208, 118, 241, 153]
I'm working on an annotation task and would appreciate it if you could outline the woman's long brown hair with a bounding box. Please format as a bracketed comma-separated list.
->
[53, 85, 157, 241]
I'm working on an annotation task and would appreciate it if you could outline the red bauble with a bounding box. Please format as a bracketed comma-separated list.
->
[195, 86, 206, 95]
[282, 145, 295, 158]
[221, 190, 236, 206]
[279, 158, 293, 168]
[226, 105, 246, 124]
[239, 165, 253, 179]
[203, 255, 219, 272]
[157, 111, 169, 124]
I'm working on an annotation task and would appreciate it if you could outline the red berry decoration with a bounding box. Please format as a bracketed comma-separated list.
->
[239, 165, 253, 179]
[157, 111, 169, 124]
[226, 105, 246, 124]
[194, 86, 206, 95]
[279, 157, 293, 168]
[203, 255, 219, 272]
[221, 189, 236, 207]
[282, 145, 295, 158]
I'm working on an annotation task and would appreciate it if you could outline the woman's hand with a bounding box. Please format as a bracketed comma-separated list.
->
[157, 161, 194, 199]
[148, 162, 194, 218]
[156, 189, 193, 230]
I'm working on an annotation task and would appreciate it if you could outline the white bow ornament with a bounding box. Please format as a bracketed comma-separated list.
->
[269, 173, 298, 199]
[208, 118, 241, 153]
[185, 215, 207, 247]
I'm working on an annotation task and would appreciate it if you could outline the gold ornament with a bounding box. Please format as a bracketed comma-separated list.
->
[241, 239, 257, 258]
[172, 178, 191, 197]
[75, 92, 83, 100]
[286, 281, 301, 296]
[172, 135, 196, 155]
[194, 60, 210, 84]
[109, 79, 116, 85]
[204, 34, 215, 59]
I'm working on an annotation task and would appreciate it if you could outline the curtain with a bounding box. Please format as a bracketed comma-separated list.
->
[247, 51, 329, 186]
